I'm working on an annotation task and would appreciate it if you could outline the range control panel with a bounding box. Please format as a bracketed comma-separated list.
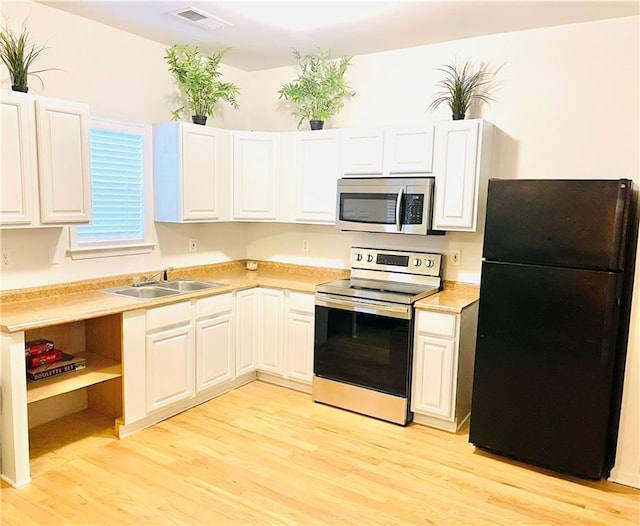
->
[350, 247, 442, 277]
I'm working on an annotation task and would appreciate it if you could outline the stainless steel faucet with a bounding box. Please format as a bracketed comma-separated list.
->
[134, 267, 174, 286]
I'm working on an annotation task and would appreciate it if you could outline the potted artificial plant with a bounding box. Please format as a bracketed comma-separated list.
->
[278, 49, 355, 130]
[165, 44, 240, 125]
[0, 23, 53, 93]
[428, 59, 502, 120]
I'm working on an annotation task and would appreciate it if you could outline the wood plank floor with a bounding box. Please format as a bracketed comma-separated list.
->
[2, 381, 638, 525]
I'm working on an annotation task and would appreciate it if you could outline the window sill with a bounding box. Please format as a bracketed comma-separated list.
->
[67, 243, 156, 260]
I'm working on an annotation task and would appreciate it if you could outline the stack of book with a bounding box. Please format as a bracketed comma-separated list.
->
[25, 339, 86, 381]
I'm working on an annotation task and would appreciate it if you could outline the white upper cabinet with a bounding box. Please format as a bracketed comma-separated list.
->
[295, 130, 342, 223]
[154, 122, 230, 222]
[1, 92, 35, 225]
[341, 128, 384, 176]
[1, 91, 91, 227]
[342, 126, 434, 178]
[232, 131, 280, 220]
[383, 125, 434, 175]
[432, 119, 493, 232]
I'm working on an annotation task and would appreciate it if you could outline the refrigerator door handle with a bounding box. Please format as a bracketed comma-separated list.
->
[600, 276, 620, 366]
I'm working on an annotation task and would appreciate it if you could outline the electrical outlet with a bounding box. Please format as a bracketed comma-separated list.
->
[302, 240, 309, 252]
[451, 248, 461, 266]
[1, 249, 12, 269]
[188, 238, 197, 253]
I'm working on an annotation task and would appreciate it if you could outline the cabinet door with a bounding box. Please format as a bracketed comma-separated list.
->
[258, 289, 285, 375]
[411, 333, 455, 420]
[1, 92, 36, 225]
[432, 120, 481, 231]
[35, 98, 91, 223]
[196, 311, 234, 391]
[341, 129, 384, 176]
[286, 311, 314, 383]
[146, 324, 194, 413]
[182, 125, 230, 221]
[235, 289, 258, 375]
[295, 130, 341, 223]
[383, 126, 434, 175]
[233, 132, 279, 220]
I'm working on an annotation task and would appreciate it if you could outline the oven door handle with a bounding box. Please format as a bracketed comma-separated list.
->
[315, 294, 412, 320]
[395, 187, 404, 232]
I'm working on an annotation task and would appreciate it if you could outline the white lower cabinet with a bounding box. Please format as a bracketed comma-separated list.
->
[121, 294, 237, 434]
[196, 293, 235, 391]
[411, 303, 479, 431]
[240, 288, 315, 388]
[145, 301, 194, 413]
[235, 288, 259, 375]
[258, 288, 285, 374]
[285, 292, 315, 383]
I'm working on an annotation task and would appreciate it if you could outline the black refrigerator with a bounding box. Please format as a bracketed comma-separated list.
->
[469, 179, 637, 480]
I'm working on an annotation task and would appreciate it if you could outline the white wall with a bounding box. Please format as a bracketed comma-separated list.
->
[0, 1, 638, 485]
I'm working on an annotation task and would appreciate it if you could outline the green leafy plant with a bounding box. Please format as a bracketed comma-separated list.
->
[278, 49, 355, 129]
[428, 59, 503, 119]
[0, 23, 53, 90]
[165, 44, 240, 121]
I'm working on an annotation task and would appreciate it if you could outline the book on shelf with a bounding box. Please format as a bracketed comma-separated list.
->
[25, 339, 55, 358]
[27, 353, 87, 382]
[27, 349, 64, 369]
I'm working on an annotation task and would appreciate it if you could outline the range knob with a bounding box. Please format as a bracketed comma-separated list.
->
[413, 258, 422, 267]
[426, 259, 434, 267]
[355, 253, 363, 262]
[366, 254, 374, 263]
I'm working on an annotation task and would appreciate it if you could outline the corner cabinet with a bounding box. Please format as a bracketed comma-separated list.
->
[432, 119, 493, 232]
[411, 302, 479, 432]
[1, 90, 91, 227]
[232, 131, 280, 220]
[154, 122, 231, 222]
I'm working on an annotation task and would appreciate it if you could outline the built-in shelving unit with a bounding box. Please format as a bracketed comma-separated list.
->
[21, 313, 124, 479]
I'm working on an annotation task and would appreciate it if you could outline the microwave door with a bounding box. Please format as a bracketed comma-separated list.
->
[337, 184, 406, 233]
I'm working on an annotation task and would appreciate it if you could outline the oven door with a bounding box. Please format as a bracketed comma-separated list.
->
[335, 178, 433, 235]
[314, 294, 413, 397]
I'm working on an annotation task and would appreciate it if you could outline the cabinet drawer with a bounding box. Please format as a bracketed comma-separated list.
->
[288, 291, 314, 314]
[196, 293, 233, 318]
[146, 300, 191, 331]
[417, 310, 458, 338]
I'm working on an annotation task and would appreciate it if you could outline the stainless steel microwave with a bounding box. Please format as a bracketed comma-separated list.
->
[336, 177, 438, 235]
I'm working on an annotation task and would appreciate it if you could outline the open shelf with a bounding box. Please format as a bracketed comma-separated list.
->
[26, 351, 122, 404]
[28, 408, 117, 479]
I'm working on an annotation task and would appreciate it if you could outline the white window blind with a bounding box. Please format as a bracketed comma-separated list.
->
[70, 119, 154, 258]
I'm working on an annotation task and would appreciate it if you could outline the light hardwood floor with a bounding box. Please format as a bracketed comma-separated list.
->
[2, 381, 638, 525]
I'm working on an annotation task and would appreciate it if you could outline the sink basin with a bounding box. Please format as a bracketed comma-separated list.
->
[103, 279, 226, 300]
[162, 280, 225, 292]
[112, 286, 181, 299]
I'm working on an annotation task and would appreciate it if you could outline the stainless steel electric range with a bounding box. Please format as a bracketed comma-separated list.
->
[313, 247, 443, 425]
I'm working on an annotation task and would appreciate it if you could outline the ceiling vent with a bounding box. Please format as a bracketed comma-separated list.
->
[169, 7, 232, 31]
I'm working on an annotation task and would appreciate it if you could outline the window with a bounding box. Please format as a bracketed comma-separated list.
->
[69, 119, 155, 258]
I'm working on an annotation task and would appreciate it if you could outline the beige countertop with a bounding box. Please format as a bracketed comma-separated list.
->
[0, 260, 479, 333]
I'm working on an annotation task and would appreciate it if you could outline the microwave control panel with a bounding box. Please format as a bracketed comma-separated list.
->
[403, 194, 424, 225]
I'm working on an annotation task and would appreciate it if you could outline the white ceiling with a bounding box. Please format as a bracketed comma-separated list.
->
[37, 1, 639, 71]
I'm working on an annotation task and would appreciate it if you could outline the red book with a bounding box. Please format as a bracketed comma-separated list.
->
[25, 339, 55, 358]
[27, 350, 63, 369]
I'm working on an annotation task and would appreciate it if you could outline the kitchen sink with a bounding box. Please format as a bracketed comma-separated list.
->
[111, 286, 181, 299]
[162, 280, 225, 292]
[103, 279, 226, 300]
